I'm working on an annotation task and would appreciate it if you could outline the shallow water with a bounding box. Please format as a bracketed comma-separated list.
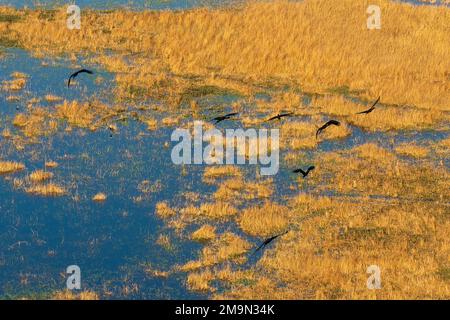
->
[0, 49, 210, 299]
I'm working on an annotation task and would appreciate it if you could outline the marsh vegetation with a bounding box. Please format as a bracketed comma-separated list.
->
[0, 0, 448, 300]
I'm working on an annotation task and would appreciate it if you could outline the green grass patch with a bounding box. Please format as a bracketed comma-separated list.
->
[38, 10, 57, 21]
[0, 13, 22, 23]
[180, 85, 241, 104]
[0, 36, 20, 48]
[437, 268, 450, 281]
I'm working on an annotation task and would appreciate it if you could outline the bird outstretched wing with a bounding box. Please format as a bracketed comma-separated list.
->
[356, 96, 380, 114]
[293, 168, 307, 175]
[68, 69, 94, 88]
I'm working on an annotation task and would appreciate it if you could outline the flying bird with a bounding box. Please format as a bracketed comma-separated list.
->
[316, 120, 340, 139]
[293, 165, 315, 178]
[252, 230, 289, 255]
[265, 112, 294, 122]
[212, 112, 239, 124]
[356, 96, 380, 115]
[67, 69, 94, 88]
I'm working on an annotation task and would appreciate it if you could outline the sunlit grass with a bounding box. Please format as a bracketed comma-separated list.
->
[238, 202, 290, 237]
[191, 225, 217, 242]
[26, 183, 66, 196]
[0, 0, 448, 300]
[180, 232, 251, 271]
[0, 161, 25, 174]
[29, 170, 53, 183]
[395, 144, 430, 158]
[51, 290, 99, 300]
[92, 192, 107, 202]
[1, 0, 448, 112]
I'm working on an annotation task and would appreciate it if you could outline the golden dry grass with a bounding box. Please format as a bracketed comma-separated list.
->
[2, 73, 27, 91]
[311, 95, 363, 116]
[203, 165, 242, 183]
[144, 264, 170, 278]
[156, 234, 174, 251]
[1, 0, 448, 112]
[182, 202, 239, 220]
[51, 290, 99, 300]
[55, 100, 97, 128]
[155, 201, 177, 219]
[44, 94, 62, 103]
[347, 107, 448, 131]
[213, 178, 273, 203]
[2, 128, 12, 139]
[45, 161, 58, 168]
[12, 108, 58, 139]
[0, 0, 449, 300]
[187, 269, 215, 292]
[0, 161, 25, 174]
[218, 199, 450, 299]
[311, 143, 449, 199]
[434, 136, 450, 156]
[191, 224, 217, 242]
[395, 144, 430, 158]
[175, 138, 449, 299]
[29, 170, 53, 182]
[180, 232, 251, 272]
[238, 202, 290, 237]
[144, 118, 158, 131]
[6, 95, 20, 102]
[26, 183, 66, 196]
[92, 192, 107, 202]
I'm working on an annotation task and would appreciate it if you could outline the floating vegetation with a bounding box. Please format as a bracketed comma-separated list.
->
[0, 161, 25, 174]
[155, 201, 177, 219]
[2, 73, 27, 91]
[25, 183, 66, 196]
[191, 225, 217, 243]
[29, 170, 54, 183]
[156, 234, 175, 251]
[44, 161, 58, 168]
[92, 192, 107, 202]
[51, 291, 99, 300]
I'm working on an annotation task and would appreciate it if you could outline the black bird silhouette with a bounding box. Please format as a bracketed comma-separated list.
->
[265, 112, 294, 122]
[356, 96, 380, 115]
[293, 165, 315, 178]
[253, 230, 289, 255]
[67, 69, 94, 88]
[212, 112, 239, 124]
[316, 120, 340, 139]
